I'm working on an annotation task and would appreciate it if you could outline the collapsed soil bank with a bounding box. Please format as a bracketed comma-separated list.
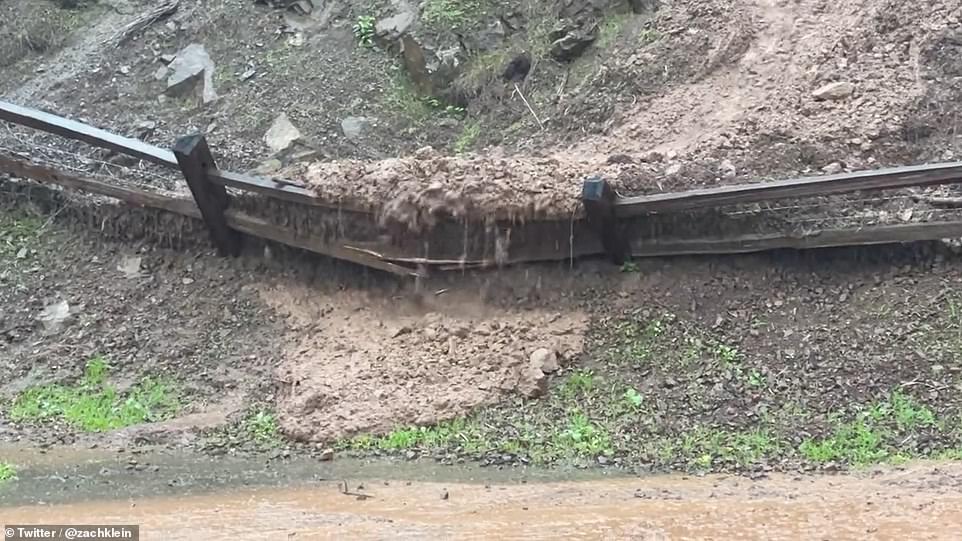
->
[2, 0, 959, 227]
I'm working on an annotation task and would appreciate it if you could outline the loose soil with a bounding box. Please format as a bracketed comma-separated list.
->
[2, 0, 960, 224]
[3, 203, 962, 475]
[2, 447, 962, 540]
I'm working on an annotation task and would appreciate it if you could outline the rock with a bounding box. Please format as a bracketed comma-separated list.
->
[549, 20, 598, 62]
[822, 162, 843, 174]
[38, 299, 71, 331]
[375, 10, 416, 40]
[165, 43, 218, 105]
[641, 151, 664, 163]
[264, 113, 303, 153]
[720, 159, 737, 178]
[405, 450, 417, 460]
[318, 448, 334, 461]
[812, 81, 855, 101]
[340, 116, 371, 141]
[665, 163, 683, 175]
[153, 67, 168, 81]
[530, 348, 560, 373]
[519, 364, 548, 398]
[159, 53, 176, 64]
[502, 53, 532, 83]
[399, 35, 465, 101]
[117, 255, 142, 279]
[440, 488, 449, 500]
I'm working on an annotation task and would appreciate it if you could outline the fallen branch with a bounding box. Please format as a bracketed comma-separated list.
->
[513, 83, 545, 131]
[105, 0, 180, 47]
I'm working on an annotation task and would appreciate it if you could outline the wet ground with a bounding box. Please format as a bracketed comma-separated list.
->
[2, 446, 962, 539]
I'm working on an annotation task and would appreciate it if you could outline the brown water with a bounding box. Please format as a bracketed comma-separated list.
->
[4, 462, 962, 540]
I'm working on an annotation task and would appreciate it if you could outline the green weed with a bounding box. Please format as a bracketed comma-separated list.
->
[800, 392, 936, 466]
[715, 344, 741, 366]
[342, 418, 485, 452]
[747, 369, 767, 388]
[623, 388, 644, 410]
[9, 357, 180, 432]
[244, 409, 281, 446]
[0, 213, 43, 259]
[353, 15, 376, 47]
[638, 28, 661, 47]
[613, 316, 666, 365]
[562, 370, 596, 398]
[454, 120, 481, 153]
[800, 418, 887, 465]
[620, 261, 639, 273]
[655, 427, 778, 469]
[421, 0, 479, 28]
[554, 410, 612, 457]
[0, 462, 15, 483]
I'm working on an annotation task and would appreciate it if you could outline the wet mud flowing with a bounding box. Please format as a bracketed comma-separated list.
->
[4, 462, 962, 540]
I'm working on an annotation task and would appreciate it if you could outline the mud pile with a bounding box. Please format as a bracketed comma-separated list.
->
[260, 283, 586, 442]
[287, 148, 642, 229]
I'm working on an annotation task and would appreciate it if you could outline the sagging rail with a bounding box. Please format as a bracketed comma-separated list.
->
[3, 99, 962, 276]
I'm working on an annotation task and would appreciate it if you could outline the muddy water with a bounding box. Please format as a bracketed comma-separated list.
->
[2, 448, 961, 540]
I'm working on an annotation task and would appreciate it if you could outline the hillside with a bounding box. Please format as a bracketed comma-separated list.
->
[2, 0, 959, 222]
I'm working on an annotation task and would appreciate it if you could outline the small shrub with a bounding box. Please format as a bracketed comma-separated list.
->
[0, 463, 16, 483]
[244, 409, 281, 446]
[353, 15, 376, 47]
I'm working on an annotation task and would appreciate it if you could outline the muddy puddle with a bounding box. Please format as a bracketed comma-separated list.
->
[2, 447, 962, 540]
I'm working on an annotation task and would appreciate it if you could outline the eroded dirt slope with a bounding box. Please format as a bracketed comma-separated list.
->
[3, 0, 959, 224]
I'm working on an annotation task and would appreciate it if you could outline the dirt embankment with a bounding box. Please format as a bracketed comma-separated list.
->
[3, 0, 959, 226]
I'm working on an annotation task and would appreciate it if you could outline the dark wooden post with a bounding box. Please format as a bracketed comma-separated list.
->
[173, 134, 240, 256]
[582, 176, 629, 265]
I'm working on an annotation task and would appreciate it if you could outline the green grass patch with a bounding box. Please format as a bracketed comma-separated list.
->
[243, 408, 281, 447]
[654, 427, 780, 469]
[800, 392, 939, 466]
[611, 315, 668, 365]
[8, 356, 180, 432]
[0, 462, 16, 484]
[562, 370, 596, 399]
[454, 119, 481, 153]
[553, 410, 612, 457]
[340, 418, 486, 452]
[0, 212, 43, 259]
[421, 0, 480, 28]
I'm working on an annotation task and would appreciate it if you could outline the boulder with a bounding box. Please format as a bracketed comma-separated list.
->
[530, 348, 560, 373]
[812, 81, 855, 101]
[165, 43, 218, 105]
[264, 113, 303, 153]
[376, 10, 416, 40]
[518, 364, 548, 398]
[549, 20, 598, 62]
